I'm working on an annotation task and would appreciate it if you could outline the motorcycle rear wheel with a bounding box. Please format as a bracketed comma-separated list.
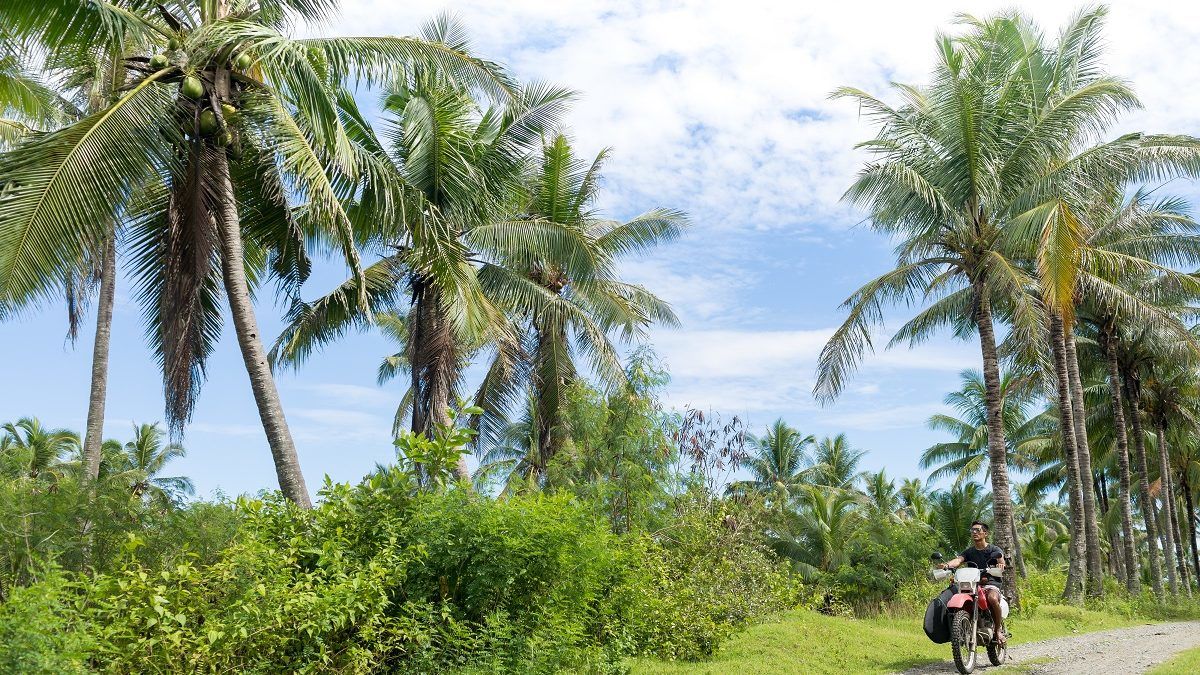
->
[987, 640, 1004, 666]
[951, 611, 976, 674]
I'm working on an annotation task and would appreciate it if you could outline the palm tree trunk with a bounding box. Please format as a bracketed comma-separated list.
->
[973, 282, 1019, 607]
[1123, 370, 1164, 600]
[81, 237, 116, 481]
[1050, 314, 1086, 602]
[1169, 474, 1191, 595]
[532, 316, 572, 480]
[1183, 469, 1200, 586]
[213, 148, 311, 509]
[1156, 421, 1180, 595]
[1102, 325, 1140, 594]
[409, 280, 469, 482]
[1064, 326, 1104, 596]
[1011, 516, 1027, 579]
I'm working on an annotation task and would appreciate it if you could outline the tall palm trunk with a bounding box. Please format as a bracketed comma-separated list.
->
[1174, 497, 1193, 595]
[1011, 517, 1027, 579]
[974, 282, 1019, 606]
[1155, 421, 1180, 595]
[1102, 325, 1140, 593]
[1183, 469, 1200, 585]
[409, 280, 469, 481]
[81, 237, 116, 480]
[1123, 370, 1164, 600]
[1050, 314, 1086, 601]
[532, 313, 572, 479]
[213, 146, 311, 509]
[1063, 326, 1103, 595]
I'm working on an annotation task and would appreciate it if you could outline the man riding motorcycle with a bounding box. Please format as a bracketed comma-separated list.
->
[938, 520, 1007, 647]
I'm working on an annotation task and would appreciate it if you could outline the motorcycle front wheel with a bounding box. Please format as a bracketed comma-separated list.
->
[951, 611, 976, 674]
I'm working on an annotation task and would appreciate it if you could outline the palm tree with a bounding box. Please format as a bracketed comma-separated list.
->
[921, 368, 1040, 485]
[0, 2, 510, 506]
[816, 9, 1200, 601]
[0, 34, 71, 148]
[809, 434, 865, 490]
[861, 469, 901, 520]
[930, 481, 993, 555]
[727, 419, 815, 505]
[899, 477, 933, 523]
[473, 134, 685, 478]
[774, 485, 862, 576]
[1143, 364, 1200, 595]
[0, 417, 78, 481]
[1076, 187, 1200, 593]
[270, 47, 576, 485]
[115, 423, 194, 506]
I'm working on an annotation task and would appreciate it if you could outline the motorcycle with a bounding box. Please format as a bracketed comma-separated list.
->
[930, 557, 1009, 674]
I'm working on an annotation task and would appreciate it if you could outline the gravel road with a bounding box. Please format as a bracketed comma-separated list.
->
[901, 621, 1200, 674]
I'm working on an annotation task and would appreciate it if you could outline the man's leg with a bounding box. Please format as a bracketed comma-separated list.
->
[985, 586, 1005, 645]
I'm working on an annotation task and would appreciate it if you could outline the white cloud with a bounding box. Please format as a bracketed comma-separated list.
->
[822, 402, 946, 432]
[288, 383, 394, 408]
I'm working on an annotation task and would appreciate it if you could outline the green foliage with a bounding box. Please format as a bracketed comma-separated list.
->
[827, 518, 939, 608]
[393, 404, 482, 489]
[0, 467, 794, 673]
[0, 572, 89, 674]
[614, 498, 801, 661]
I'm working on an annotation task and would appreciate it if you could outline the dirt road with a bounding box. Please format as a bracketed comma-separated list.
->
[902, 621, 1200, 674]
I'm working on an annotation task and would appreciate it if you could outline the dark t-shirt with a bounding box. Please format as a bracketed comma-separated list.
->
[958, 543, 1004, 583]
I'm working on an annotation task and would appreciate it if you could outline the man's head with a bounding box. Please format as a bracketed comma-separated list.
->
[970, 520, 989, 544]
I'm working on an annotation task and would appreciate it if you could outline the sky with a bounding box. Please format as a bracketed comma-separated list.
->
[4, 0, 1200, 500]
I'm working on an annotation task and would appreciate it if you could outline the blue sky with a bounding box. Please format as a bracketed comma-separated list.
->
[4, 0, 1200, 499]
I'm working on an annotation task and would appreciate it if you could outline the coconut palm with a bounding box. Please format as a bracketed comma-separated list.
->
[113, 423, 194, 506]
[773, 485, 862, 575]
[899, 477, 933, 523]
[269, 47, 579, 481]
[809, 434, 865, 490]
[470, 396, 541, 497]
[726, 419, 815, 505]
[0, 416, 79, 481]
[1142, 362, 1200, 595]
[921, 368, 1041, 485]
[930, 481, 993, 555]
[0, 2, 512, 506]
[473, 134, 685, 477]
[0, 39, 71, 148]
[861, 469, 901, 520]
[815, 8, 1200, 600]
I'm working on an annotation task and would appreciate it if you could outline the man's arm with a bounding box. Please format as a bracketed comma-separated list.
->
[940, 555, 965, 570]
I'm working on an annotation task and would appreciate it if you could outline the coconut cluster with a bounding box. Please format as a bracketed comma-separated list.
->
[142, 36, 254, 146]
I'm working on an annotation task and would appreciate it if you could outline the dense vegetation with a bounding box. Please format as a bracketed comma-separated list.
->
[6, 1, 1200, 673]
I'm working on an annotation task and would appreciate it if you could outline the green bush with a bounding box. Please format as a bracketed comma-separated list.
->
[0, 473, 795, 673]
[614, 500, 800, 660]
[0, 572, 90, 674]
[825, 517, 939, 610]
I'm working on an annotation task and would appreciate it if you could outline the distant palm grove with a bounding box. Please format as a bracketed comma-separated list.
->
[4, 2, 1200, 673]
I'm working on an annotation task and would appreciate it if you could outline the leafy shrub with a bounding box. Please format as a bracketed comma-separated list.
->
[0, 572, 89, 674]
[1, 473, 795, 673]
[613, 498, 802, 661]
[825, 517, 939, 610]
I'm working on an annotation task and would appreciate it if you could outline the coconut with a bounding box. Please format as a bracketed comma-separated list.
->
[221, 103, 238, 119]
[235, 53, 252, 70]
[181, 76, 204, 100]
[198, 110, 219, 136]
[149, 54, 169, 70]
[167, 38, 181, 51]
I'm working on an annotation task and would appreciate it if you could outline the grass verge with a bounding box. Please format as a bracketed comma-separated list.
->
[630, 604, 1141, 675]
[1148, 646, 1200, 675]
